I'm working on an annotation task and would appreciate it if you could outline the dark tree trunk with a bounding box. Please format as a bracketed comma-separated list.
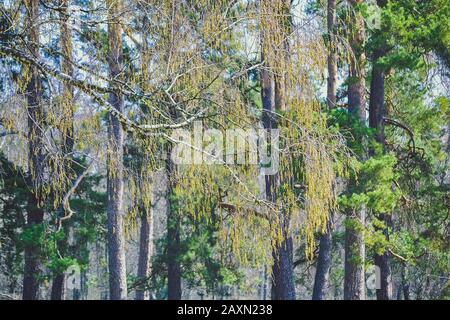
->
[369, 47, 387, 145]
[165, 45, 181, 299]
[262, 56, 296, 301]
[136, 209, 153, 300]
[106, 0, 127, 300]
[135, 12, 154, 300]
[262, 67, 296, 299]
[50, 274, 65, 300]
[260, 0, 296, 300]
[370, 60, 393, 300]
[51, 0, 74, 300]
[23, 195, 44, 300]
[166, 149, 181, 300]
[312, 0, 337, 300]
[347, 1, 366, 122]
[326, 0, 337, 110]
[347, 63, 366, 121]
[312, 215, 334, 300]
[344, 0, 367, 301]
[271, 237, 296, 300]
[162, 0, 182, 300]
[22, 0, 44, 300]
[59, 0, 75, 155]
[374, 242, 393, 300]
[368, 0, 393, 301]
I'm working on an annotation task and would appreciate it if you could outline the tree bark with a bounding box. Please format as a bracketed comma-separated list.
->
[22, 0, 45, 300]
[106, 0, 127, 300]
[50, 274, 65, 300]
[401, 263, 410, 300]
[374, 244, 393, 299]
[135, 9, 154, 301]
[312, 214, 334, 300]
[260, 0, 296, 300]
[271, 237, 296, 300]
[344, 208, 366, 300]
[312, 0, 337, 300]
[136, 209, 153, 300]
[166, 149, 182, 300]
[344, 0, 366, 300]
[51, 0, 74, 300]
[368, 0, 393, 300]
[326, 0, 337, 110]
[164, 0, 182, 299]
[347, 1, 366, 122]
[262, 60, 297, 299]
[369, 56, 393, 300]
[369, 51, 386, 144]
[261, 65, 296, 299]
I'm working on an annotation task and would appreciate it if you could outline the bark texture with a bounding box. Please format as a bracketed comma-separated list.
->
[312, 215, 334, 300]
[344, 0, 366, 301]
[261, 0, 296, 300]
[368, 0, 393, 300]
[326, 0, 337, 110]
[135, 10, 154, 301]
[51, 0, 74, 300]
[344, 208, 366, 300]
[136, 209, 154, 300]
[166, 149, 181, 300]
[23, 0, 44, 300]
[106, 0, 127, 300]
[312, 0, 337, 300]
[369, 50, 393, 301]
[50, 274, 65, 300]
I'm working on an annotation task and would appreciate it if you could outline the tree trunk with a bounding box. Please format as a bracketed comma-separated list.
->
[374, 243, 393, 300]
[135, 9, 154, 301]
[260, 0, 296, 300]
[312, 214, 333, 300]
[136, 209, 153, 300]
[368, 0, 393, 300]
[261, 265, 268, 300]
[401, 263, 410, 300]
[50, 274, 65, 300]
[312, 0, 337, 300]
[106, 0, 127, 300]
[347, 1, 366, 122]
[344, 0, 366, 300]
[369, 48, 387, 145]
[262, 57, 296, 299]
[59, 0, 75, 155]
[344, 208, 366, 300]
[51, 0, 74, 300]
[261, 59, 296, 299]
[22, 0, 44, 300]
[369, 60, 393, 299]
[161, 0, 182, 300]
[166, 149, 182, 300]
[326, 0, 337, 110]
[271, 237, 296, 300]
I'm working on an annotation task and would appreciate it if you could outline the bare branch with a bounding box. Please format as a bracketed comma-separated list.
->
[57, 161, 94, 230]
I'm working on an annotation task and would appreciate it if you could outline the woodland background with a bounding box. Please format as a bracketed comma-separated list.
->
[0, 0, 448, 300]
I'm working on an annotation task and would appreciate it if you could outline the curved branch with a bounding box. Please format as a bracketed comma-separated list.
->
[383, 117, 416, 154]
[56, 161, 93, 230]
